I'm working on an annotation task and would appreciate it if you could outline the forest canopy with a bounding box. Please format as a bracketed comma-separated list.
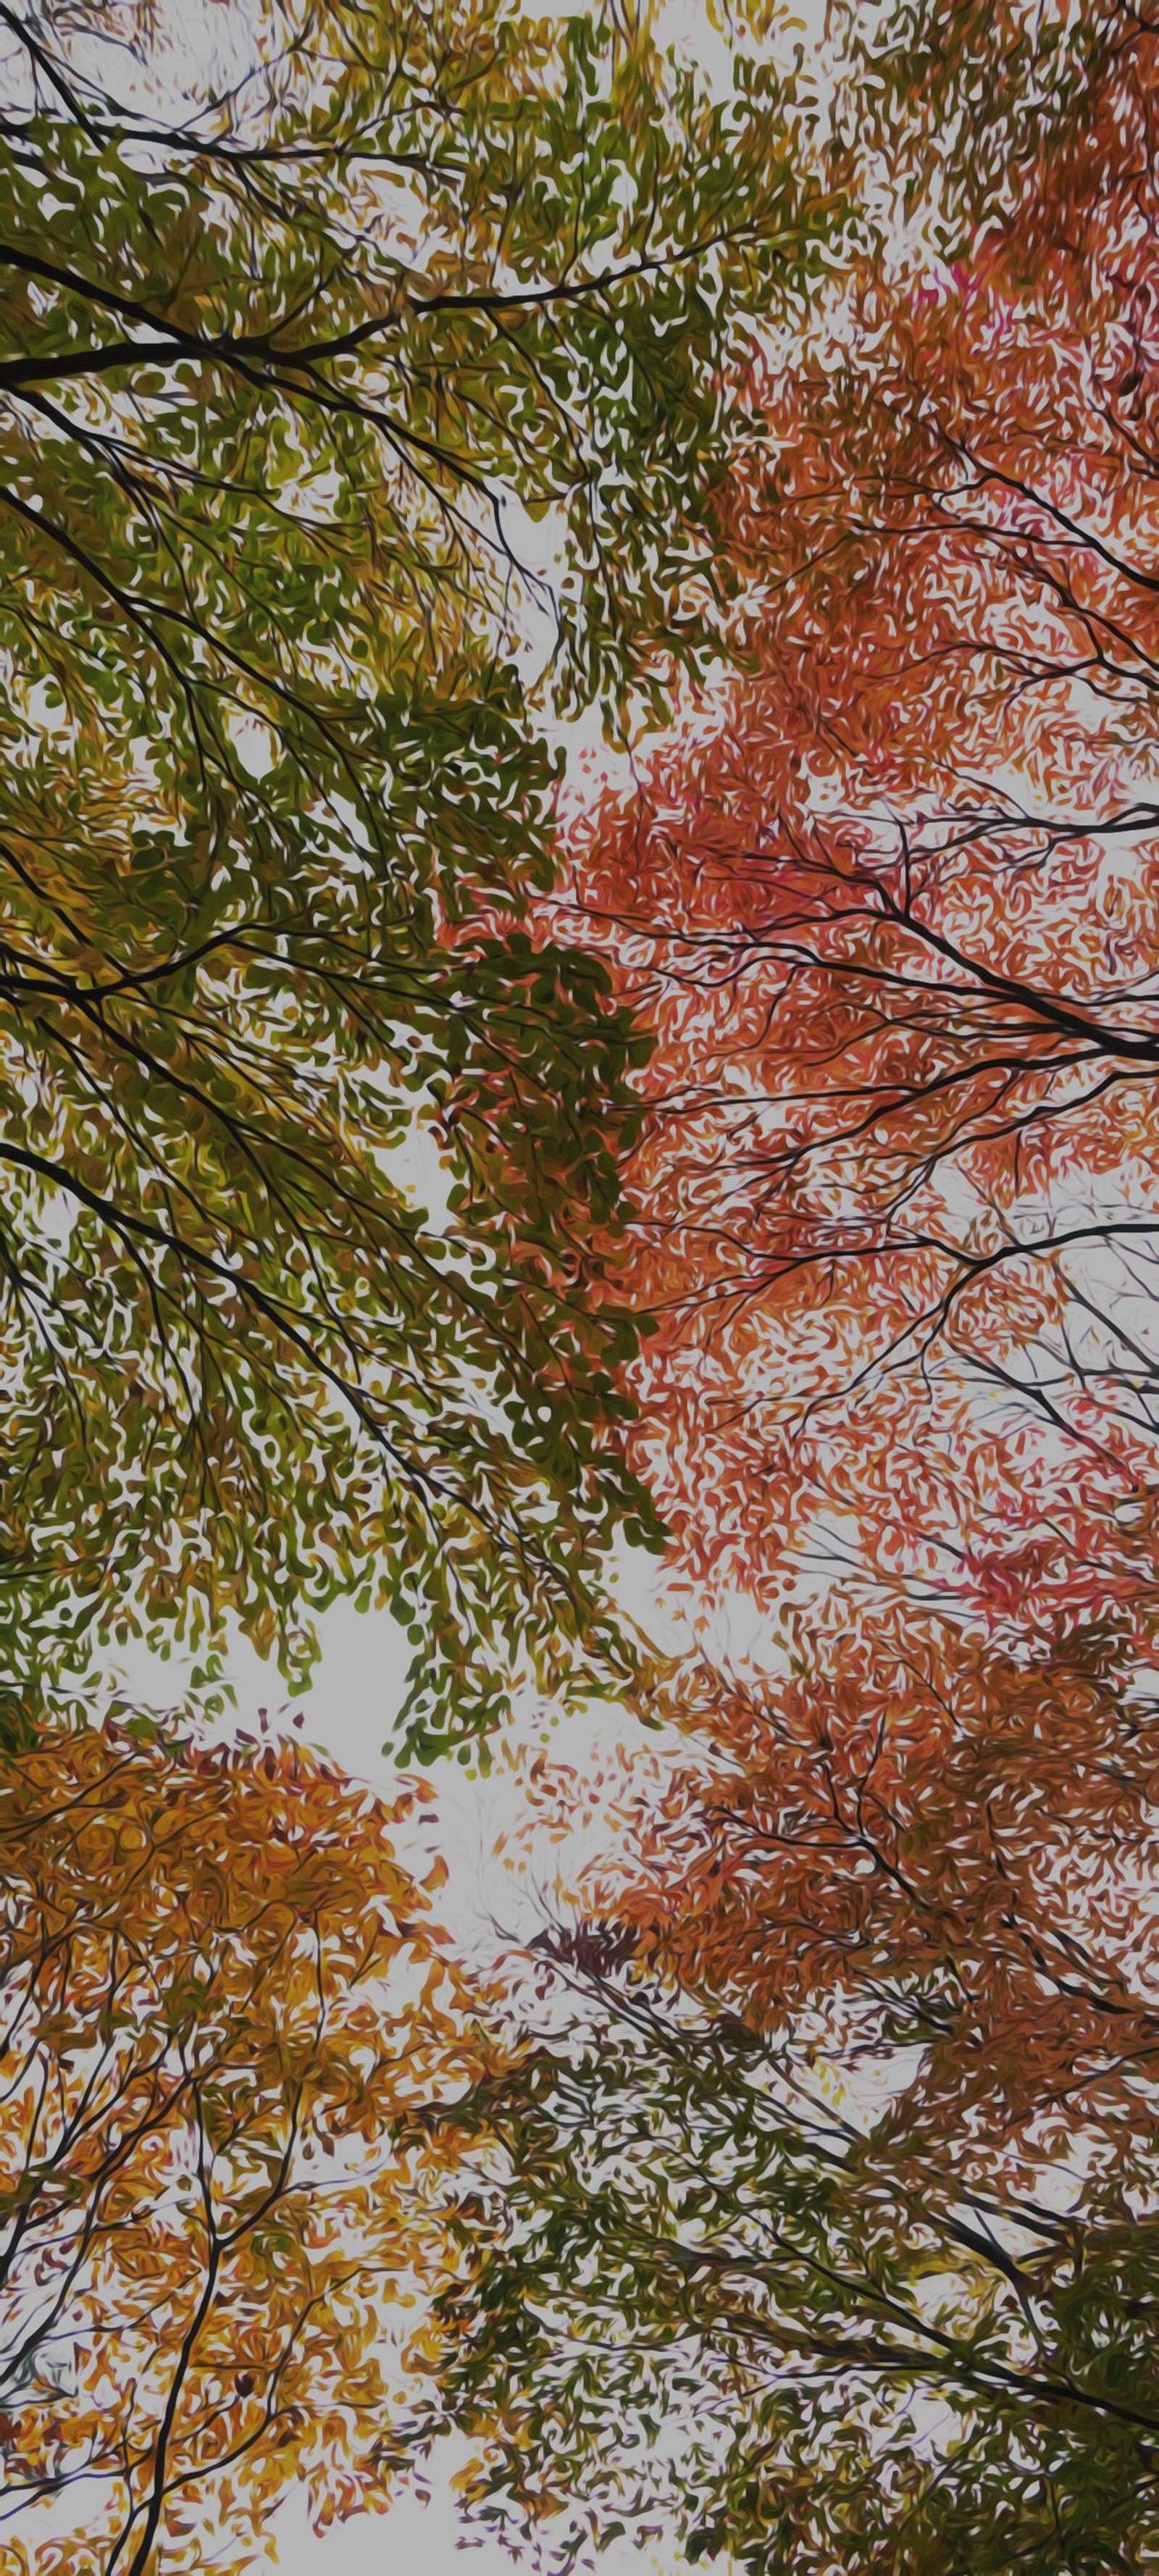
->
[6, 0, 1159, 2572]
[0, 0, 838, 1755]
[390, 7, 1159, 2575]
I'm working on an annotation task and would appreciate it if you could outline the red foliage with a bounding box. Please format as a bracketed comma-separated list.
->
[581, 1610, 1159, 2197]
[566, 13, 1159, 1652]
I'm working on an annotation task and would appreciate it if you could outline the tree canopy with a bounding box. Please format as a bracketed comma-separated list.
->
[390, 7, 1159, 2572]
[554, 0, 1159, 1657]
[11, 0, 1159, 2570]
[0, 1718, 485, 2576]
[0, 0, 839, 1752]
[398, 1673, 1159, 2575]
[397, 1607, 1159, 2575]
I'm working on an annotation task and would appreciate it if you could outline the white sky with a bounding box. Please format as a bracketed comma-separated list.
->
[272, 2455, 671, 2576]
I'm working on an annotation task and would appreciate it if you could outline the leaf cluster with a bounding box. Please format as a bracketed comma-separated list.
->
[0, 0, 844, 1742]
[0, 1719, 490, 2574]
[561, 0, 1159, 1648]
[396, 1618, 1159, 2574]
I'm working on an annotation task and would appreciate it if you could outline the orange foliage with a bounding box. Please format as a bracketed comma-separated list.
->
[578, 1612, 1159, 2199]
[569, 11, 1159, 1646]
[0, 1724, 485, 2575]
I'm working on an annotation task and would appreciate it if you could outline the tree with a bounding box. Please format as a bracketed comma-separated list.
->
[562, 0, 1159, 1655]
[0, 1715, 484, 2575]
[396, 1612, 1159, 2576]
[0, 0, 840, 1750]
[827, 0, 1125, 249]
[375, 12, 1159, 2571]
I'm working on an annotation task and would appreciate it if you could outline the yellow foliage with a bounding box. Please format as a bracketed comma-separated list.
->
[0, 1725, 490, 2574]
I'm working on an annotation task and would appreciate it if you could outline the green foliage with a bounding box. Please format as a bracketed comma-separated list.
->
[0, 0, 838, 1747]
[399, 1993, 1159, 2576]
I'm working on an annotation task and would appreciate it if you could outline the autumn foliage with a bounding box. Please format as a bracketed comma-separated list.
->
[389, 9, 1159, 2574]
[562, 0, 1159, 1655]
[575, 1613, 1159, 2167]
[0, 1723, 481, 2576]
[0, 0, 838, 1752]
[12, 0, 1159, 2571]
[403, 1612, 1159, 2572]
